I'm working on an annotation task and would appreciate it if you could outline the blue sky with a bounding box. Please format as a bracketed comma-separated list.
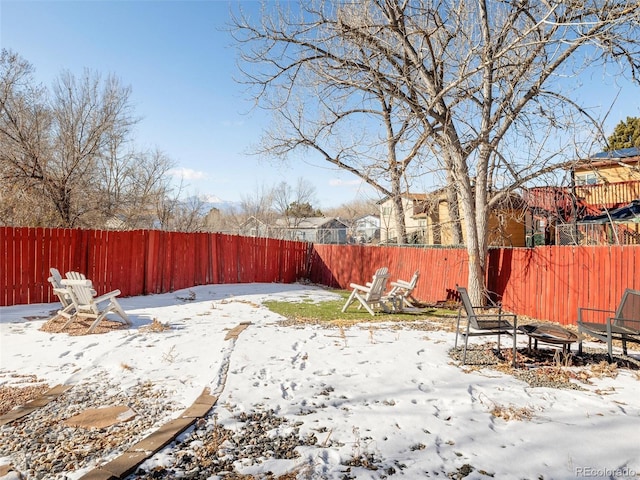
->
[1, 1, 640, 209]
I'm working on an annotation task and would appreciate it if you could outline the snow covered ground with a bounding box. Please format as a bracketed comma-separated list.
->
[1, 282, 639, 479]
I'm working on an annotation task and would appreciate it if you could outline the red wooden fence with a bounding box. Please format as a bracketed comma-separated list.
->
[485, 246, 640, 325]
[3, 227, 640, 326]
[307, 244, 468, 304]
[308, 243, 640, 326]
[0, 227, 311, 306]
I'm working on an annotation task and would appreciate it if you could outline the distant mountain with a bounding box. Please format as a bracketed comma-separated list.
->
[200, 194, 224, 203]
[193, 195, 240, 213]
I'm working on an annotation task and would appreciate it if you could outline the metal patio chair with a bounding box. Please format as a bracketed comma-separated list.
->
[455, 285, 518, 367]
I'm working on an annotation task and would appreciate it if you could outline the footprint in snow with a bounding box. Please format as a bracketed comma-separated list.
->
[418, 382, 432, 393]
[291, 351, 308, 370]
[280, 383, 291, 399]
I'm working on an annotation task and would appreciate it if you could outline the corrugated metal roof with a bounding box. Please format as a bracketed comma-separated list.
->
[592, 147, 640, 159]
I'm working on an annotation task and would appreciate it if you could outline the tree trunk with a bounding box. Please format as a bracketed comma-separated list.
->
[451, 150, 487, 306]
[461, 203, 486, 306]
[392, 194, 407, 244]
[467, 251, 485, 307]
[445, 178, 463, 245]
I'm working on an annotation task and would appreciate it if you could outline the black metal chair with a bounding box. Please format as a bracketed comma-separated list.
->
[455, 286, 518, 367]
[577, 288, 640, 361]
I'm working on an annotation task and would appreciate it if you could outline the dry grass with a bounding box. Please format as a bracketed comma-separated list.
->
[39, 315, 128, 335]
[489, 403, 535, 421]
[139, 318, 172, 333]
[478, 392, 536, 421]
[218, 298, 261, 308]
[589, 360, 619, 379]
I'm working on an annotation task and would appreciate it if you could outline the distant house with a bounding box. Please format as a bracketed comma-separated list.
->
[416, 190, 527, 247]
[573, 148, 640, 209]
[378, 193, 429, 244]
[238, 216, 271, 238]
[523, 148, 640, 245]
[104, 212, 161, 231]
[379, 191, 527, 247]
[105, 215, 127, 230]
[572, 149, 640, 245]
[275, 217, 348, 244]
[351, 214, 380, 243]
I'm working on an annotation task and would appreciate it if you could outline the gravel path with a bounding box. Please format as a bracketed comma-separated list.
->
[0, 372, 181, 479]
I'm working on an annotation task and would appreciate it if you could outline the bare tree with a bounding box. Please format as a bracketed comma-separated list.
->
[0, 50, 182, 231]
[100, 148, 177, 229]
[324, 198, 379, 221]
[169, 195, 208, 232]
[0, 50, 57, 225]
[231, 0, 640, 303]
[237, 182, 277, 235]
[46, 69, 134, 226]
[0, 50, 138, 227]
[233, 3, 437, 243]
[272, 177, 320, 233]
[203, 205, 244, 234]
[151, 174, 213, 232]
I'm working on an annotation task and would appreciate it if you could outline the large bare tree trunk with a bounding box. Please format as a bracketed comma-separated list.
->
[446, 180, 462, 245]
[391, 196, 407, 244]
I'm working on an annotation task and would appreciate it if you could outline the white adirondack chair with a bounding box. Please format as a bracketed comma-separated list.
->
[48, 268, 73, 310]
[66, 271, 87, 281]
[64, 270, 97, 294]
[58, 278, 131, 333]
[341, 267, 392, 316]
[387, 270, 420, 308]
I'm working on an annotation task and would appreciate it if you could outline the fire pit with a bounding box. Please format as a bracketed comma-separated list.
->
[518, 323, 579, 353]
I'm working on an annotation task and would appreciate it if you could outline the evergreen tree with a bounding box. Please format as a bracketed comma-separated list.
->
[285, 201, 322, 218]
[607, 117, 640, 151]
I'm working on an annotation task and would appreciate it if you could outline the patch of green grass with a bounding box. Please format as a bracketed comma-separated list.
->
[263, 289, 455, 326]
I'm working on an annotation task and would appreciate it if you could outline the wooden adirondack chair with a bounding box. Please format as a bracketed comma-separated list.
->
[48, 269, 97, 312]
[65, 271, 97, 293]
[48, 268, 73, 310]
[58, 278, 131, 333]
[387, 270, 420, 308]
[454, 286, 518, 367]
[578, 288, 640, 361]
[66, 271, 87, 281]
[341, 267, 393, 316]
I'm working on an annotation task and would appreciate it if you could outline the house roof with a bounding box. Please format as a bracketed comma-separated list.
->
[592, 147, 640, 159]
[575, 148, 640, 169]
[274, 217, 348, 229]
[354, 214, 380, 221]
[581, 199, 640, 224]
[239, 216, 268, 228]
[376, 193, 430, 204]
